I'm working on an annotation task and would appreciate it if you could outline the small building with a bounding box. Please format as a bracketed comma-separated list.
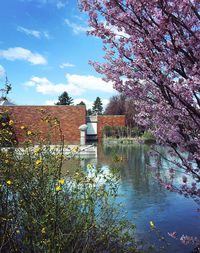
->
[0, 105, 125, 145]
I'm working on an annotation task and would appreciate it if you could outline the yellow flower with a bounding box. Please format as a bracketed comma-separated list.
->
[5, 160, 9, 163]
[56, 186, 61, 191]
[58, 179, 65, 185]
[2, 123, 6, 126]
[36, 159, 42, 165]
[9, 120, 13, 125]
[27, 131, 31, 135]
[35, 148, 39, 153]
[20, 126, 25, 129]
[41, 228, 46, 234]
[16, 229, 20, 233]
[88, 164, 92, 168]
[150, 221, 154, 227]
[75, 172, 80, 176]
[7, 180, 11, 185]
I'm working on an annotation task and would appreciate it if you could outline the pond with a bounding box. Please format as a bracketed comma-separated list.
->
[81, 142, 200, 253]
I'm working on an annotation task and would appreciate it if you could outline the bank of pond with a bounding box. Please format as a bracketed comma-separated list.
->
[0, 142, 199, 252]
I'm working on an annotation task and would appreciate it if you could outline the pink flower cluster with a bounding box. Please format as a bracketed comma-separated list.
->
[78, 0, 200, 207]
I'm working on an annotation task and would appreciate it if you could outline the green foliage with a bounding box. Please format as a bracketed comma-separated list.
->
[0, 76, 12, 102]
[0, 118, 141, 252]
[141, 131, 156, 144]
[92, 97, 103, 115]
[76, 101, 86, 106]
[103, 125, 144, 139]
[55, 91, 73, 106]
[0, 110, 18, 147]
[87, 108, 93, 115]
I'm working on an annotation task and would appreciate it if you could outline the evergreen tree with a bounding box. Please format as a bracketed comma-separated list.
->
[92, 97, 103, 115]
[87, 109, 92, 116]
[76, 101, 86, 106]
[55, 91, 73, 105]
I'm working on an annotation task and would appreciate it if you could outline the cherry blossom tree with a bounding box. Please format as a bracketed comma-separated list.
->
[78, 0, 200, 207]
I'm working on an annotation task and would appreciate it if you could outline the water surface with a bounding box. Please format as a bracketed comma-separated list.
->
[83, 143, 200, 252]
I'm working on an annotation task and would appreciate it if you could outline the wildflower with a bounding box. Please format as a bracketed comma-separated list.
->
[2, 123, 6, 126]
[20, 126, 25, 129]
[35, 148, 39, 153]
[27, 131, 31, 135]
[56, 186, 61, 191]
[75, 172, 80, 176]
[5, 160, 9, 163]
[7, 180, 11, 185]
[9, 120, 13, 125]
[58, 179, 65, 185]
[88, 164, 92, 168]
[36, 159, 42, 165]
[16, 230, 20, 233]
[150, 221, 154, 227]
[41, 228, 46, 234]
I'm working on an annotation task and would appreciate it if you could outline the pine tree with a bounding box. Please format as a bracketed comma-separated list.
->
[92, 97, 103, 115]
[76, 101, 86, 106]
[55, 91, 73, 105]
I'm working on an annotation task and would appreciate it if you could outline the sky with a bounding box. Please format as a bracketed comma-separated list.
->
[0, 0, 117, 109]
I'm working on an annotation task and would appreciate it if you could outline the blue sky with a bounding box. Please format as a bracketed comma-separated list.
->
[0, 0, 117, 108]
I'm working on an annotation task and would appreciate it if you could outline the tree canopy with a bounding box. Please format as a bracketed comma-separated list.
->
[76, 101, 86, 106]
[92, 97, 103, 115]
[78, 0, 200, 222]
[55, 91, 73, 106]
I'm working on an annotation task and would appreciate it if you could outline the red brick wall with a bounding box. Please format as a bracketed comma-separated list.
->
[97, 115, 126, 140]
[0, 106, 86, 145]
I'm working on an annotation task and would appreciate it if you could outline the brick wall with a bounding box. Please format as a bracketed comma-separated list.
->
[0, 106, 86, 145]
[97, 115, 126, 140]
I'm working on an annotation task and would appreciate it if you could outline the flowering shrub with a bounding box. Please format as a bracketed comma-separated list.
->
[0, 116, 140, 252]
[0, 110, 17, 147]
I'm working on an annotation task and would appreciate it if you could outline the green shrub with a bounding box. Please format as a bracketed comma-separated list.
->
[0, 116, 139, 252]
[102, 125, 144, 139]
[0, 110, 18, 147]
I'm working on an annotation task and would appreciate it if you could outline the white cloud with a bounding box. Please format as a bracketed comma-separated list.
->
[66, 74, 114, 93]
[102, 98, 109, 108]
[17, 26, 50, 39]
[0, 65, 5, 77]
[57, 1, 65, 8]
[17, 26, 40, 38]
[45, 100, 57, 105]
[24, 74, 114, 96]
[0, 47, 47, 65]
[25, 76, 84, 96]
[64, 19, 88, 34]
[59, 62, 75, 69]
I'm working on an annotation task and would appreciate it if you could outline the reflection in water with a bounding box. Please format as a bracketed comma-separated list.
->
[81, 143, 200, 253]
